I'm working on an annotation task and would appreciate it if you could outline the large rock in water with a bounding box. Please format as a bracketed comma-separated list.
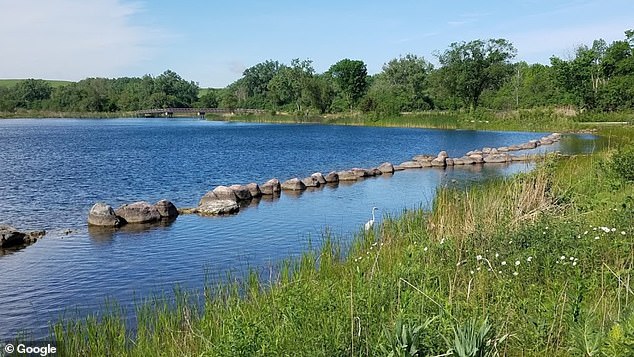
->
[301, 176, 320, 187]
[229, 185, 253, 201]
[398, 161, 422, 169]
[351, 168, 370, 177]
[88, 202, 123, 227]
[483, 153, 511, 163]
[199, 186, 238, 205]
[260, 179, 281, 195]
[197, 200, 239, 216]
[377, 162, 394, 174]
[281, 178, 306, 191]
[115, 201, 161, 224]
[154, 199, 179, 219]
[337, 170, 358, 181]
[324, 171, 339, 183]
[245, 183, 262, 198]
[0, 225, 45, 248]
[311, 172, 327, 185]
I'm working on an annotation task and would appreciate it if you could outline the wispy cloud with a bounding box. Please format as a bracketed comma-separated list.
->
[0, 0, 164, 80]
[447, 12, 488, 27]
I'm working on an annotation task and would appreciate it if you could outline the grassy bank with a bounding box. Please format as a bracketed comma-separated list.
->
[49, 127, 634, 356]
[221, 109, 633, 132]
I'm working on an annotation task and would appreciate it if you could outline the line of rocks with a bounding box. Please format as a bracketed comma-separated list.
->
[86, 132, 563, 225]
[87, 199, 179, 228]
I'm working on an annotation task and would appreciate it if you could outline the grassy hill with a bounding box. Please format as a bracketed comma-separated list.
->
[0, 79, 73, 88]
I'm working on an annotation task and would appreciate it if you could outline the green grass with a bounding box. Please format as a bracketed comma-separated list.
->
[0, 79, 73, 88]
[48, 127, 634, 356]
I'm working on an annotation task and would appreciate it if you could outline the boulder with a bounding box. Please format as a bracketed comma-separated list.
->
[281, 178, 306, 191]
[469, 154, 484, 164]
[351, 168, 370, 177]
[507, 145, 521, 151]
[459, 156, 476, 165]
[452, 158, 464, 165]
[393, 165, 405, 171]
[324, 171, 339, 183]
[466, 150, 482, 156]
[301, 176, 320, 187]
[197, 200, 239, 216]
[88, 202, 123, 227]
[115, 201, 161, 224]
[490, 148, 499, 154]
[483, 153, 511, 163]
[431, 158, 446, 167]
[311, 172, 327, 185]
[377, 162, 394, 174]
[398, 161, 422, 169]
[260, 178, 281, 195]
[437, 151, 448, 160]
[199, 186, 238, 205]
[229, 184, 253, 201]
[497, 146, 509, 152]
[540, 139, 553, 145]
[370, 168, 383, 176]
[0, 225, 26, 248]
[154, 199, 179, 219]
[245, 183, 262, 198]
[482, 147, 493, 154]
[518, 141, 538, 150]
[337, 170, 358, 181]
[445, 158, 455, 166]
[413, 154, 434, 162]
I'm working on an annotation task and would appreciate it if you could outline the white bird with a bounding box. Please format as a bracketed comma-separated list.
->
[364, 207, 378, 231]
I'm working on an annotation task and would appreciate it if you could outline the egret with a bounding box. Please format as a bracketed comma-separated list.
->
[364, 207, 378, 231]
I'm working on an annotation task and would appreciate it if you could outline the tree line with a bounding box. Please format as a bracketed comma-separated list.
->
[1, 29, 632, 115]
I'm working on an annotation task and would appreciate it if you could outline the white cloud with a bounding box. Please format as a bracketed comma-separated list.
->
[0, 0, 161, 80]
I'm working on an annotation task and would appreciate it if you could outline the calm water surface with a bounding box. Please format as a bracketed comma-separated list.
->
[0, 118, 600, 339]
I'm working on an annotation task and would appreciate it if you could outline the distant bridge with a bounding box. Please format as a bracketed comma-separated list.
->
[134, 108, 265, 118]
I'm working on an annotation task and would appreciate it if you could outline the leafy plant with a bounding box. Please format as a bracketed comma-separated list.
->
[379, 317, 438, 357]
[610, 147, 634, 182]
[448, 317, 506, 357]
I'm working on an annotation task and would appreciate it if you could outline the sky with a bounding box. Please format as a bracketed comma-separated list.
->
[0, 0, 632, 87]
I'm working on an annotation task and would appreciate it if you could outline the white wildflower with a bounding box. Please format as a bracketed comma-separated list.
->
[470, 270, 474, 275]
[621, 231, 626, 235]
[595, 236, 600, 240]
[527, 256, 533, 262]
[424, 247, 428, 252]
[495, 253, 500, 259]
[600, 226, 610, 233]
[569, 256, 574, 261]
[572, 261, 577, 266]
[584, 231, 588, 235]
[560, 256, 566, 260]
[476, 255, 483, 261]
[513, 272, 519, 276]
[501, 261, 507, 266]
[515, 260, 520, 266]
[611, 228, 616, 232]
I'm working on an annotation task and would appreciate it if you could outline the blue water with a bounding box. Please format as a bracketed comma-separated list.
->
[0, 118, 599, 340]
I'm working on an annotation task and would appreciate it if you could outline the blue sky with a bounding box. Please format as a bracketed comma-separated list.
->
[0, 0, 632, 87]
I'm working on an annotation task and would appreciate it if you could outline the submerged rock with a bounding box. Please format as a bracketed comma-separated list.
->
[88, 202, 123, 227]
[229, 184, 253, 201]
[196, 200, 240, 216]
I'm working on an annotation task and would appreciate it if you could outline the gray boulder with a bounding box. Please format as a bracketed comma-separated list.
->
[370, 168, 383, 176]
[377, 162, 394, 174]
[398, 161, 422, 169]
[281, 178, 306, 191]
[311, 172, 327, 184]
[260, 179, 281, 195]
[246, 183, 262, 198]
[324, 171, 339, 183]
[452, 158, 464, 165]
[199, 186, 238, 205]
[337, 170, 358, 181]
[154, 199, 179, 219]
[197, 200, 240, 216]
[483, 153, 511, 163]
[352, 168, 370, 177]
[0, 225, 26, 248]
[518, 141, 538, 150]
[497, 147, 509, 152]
[229, 184, 253, 201]
[301, 176, 320, 187]
[88, 202, 123, 227]
[413, 154, 434, 162]
[469, 154, 484, 164]
[115, 201, 161, 224]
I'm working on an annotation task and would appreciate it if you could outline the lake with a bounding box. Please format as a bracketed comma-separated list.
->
[0, 118, 600, 340]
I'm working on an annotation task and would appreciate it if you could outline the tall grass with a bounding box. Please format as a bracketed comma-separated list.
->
[51, 129, 634, 356]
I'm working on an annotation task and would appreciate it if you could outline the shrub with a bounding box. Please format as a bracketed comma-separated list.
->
[611, 147, 634, 182]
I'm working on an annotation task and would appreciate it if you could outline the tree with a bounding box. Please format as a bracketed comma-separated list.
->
[437, 39, 517, 111]
[372, 54, 434, 112]
[154, 70, 199, 108]
[328, 59, 368, 109]
[15, 79, 53, 109]
[267, 59, 315, 112]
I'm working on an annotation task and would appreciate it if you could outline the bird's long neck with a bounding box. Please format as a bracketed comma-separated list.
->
[372, 210, 375, 221]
